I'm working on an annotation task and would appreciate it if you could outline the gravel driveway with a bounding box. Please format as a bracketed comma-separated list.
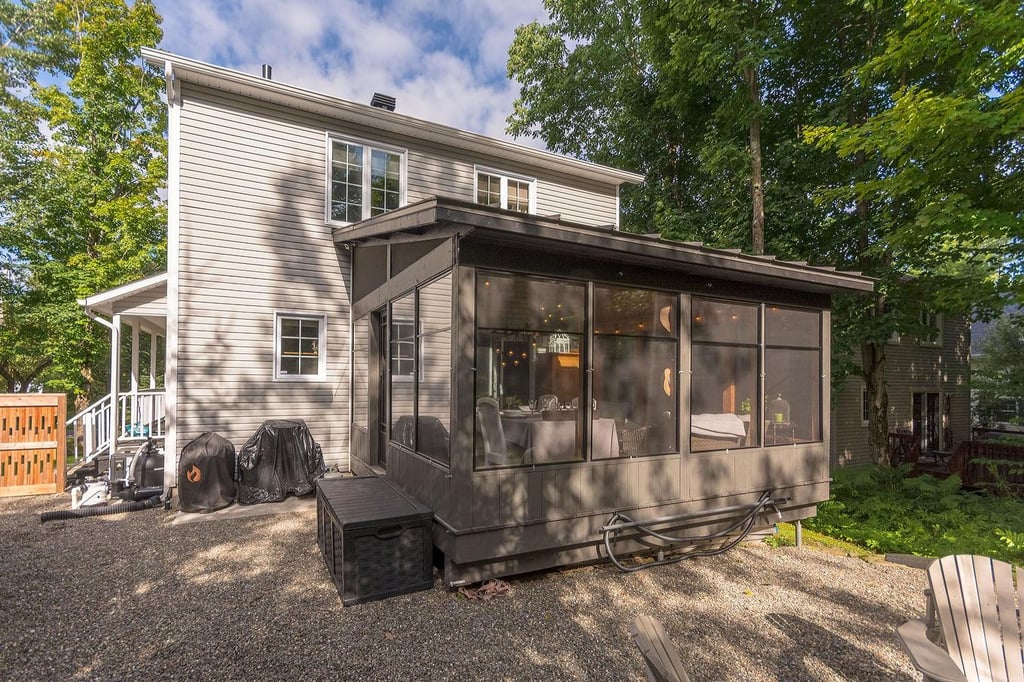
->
[1, 494, 926, 681]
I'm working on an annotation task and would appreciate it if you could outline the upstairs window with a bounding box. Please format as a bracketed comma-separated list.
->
[329, 137, 405, 224]
[475, 168, 536, 214]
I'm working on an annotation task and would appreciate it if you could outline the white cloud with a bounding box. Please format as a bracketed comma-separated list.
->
[152, 0, 549, 146]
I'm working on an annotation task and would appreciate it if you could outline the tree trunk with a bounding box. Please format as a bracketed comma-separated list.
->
[744, 64, 765, 256]
[862, 340, 891, 465]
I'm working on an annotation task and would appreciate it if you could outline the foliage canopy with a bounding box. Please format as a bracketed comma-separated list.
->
[0, 0, 166, 398]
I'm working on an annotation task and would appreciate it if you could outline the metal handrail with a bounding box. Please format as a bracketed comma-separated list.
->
[66, 390, 165, 462]
[66, 394, 112, 462]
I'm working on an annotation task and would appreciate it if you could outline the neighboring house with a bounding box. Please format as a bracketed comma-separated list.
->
[75, 49, 872, 584]
[831, 312, 972, 467]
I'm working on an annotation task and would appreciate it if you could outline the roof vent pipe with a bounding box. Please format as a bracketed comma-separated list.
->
[370, 92, 396, 111]
[261, 64, 272, 80]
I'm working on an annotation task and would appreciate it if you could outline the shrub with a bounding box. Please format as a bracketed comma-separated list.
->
[805, 465, 1024, 564]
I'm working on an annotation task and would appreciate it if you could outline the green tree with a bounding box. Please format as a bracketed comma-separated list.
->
[806, 0, 1024, 462]
[974, 313, 1024, 425]
[506, 0, 789, 252]
[507, 1, 1022, 465]
[0, 0, 166, 398]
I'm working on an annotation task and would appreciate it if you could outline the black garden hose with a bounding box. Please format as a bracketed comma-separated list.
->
[40, 493, 162, 523]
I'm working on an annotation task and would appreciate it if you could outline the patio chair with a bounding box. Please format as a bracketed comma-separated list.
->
[538, 393, 559, 410]
[622, 424, 652, 456]
[476, 397, 524, 466]
[628, 615, 692, 682]
[896, 554, 1023, 682]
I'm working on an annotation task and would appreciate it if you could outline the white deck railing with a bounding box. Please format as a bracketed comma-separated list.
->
[66, 390, 165, 462]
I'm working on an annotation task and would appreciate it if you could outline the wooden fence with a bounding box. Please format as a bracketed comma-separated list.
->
[0, 394, 67, 497]
[949, 439, 1024, 492]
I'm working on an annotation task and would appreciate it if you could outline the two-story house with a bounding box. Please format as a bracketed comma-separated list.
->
[75, 49, 872, 584]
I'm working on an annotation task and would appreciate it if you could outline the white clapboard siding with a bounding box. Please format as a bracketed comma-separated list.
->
[184, 83, 623, 227]
[177, 83, 352, 468]
[535, 176, 621, 226]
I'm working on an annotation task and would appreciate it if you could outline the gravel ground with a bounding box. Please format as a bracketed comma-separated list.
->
[1, 494, 927, 681]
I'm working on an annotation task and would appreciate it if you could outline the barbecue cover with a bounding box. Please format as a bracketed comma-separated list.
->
[236, 419, 327, 504]
[178, 432, 237, 513]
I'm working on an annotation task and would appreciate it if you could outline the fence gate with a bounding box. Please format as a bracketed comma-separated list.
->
[0, 394, 67, 497]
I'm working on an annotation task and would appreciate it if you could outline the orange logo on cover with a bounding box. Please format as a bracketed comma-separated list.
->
[186, 465, 201, 483]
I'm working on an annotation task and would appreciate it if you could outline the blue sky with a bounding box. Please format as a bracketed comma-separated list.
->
[151, 0, 549, 143]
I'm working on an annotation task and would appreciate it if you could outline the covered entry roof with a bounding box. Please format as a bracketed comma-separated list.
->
[78, 272, 168, 334]
[333, 197, 874, 296]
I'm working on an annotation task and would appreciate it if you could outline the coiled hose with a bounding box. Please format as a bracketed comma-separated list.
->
[602, 489, 783, 572]
[40, 493, 163, 523]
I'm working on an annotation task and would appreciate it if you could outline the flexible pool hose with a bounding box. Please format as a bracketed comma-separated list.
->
[602, 489, 782, 572]
[39, 493, 162, 523]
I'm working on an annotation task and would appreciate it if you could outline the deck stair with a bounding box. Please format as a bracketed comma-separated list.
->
[65, 391, 165, 485]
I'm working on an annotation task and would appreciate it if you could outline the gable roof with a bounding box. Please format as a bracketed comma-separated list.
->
[141, 48, 645, 188]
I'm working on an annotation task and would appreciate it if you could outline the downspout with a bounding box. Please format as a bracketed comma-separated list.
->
[347, 243, 354, 474]
[79, 304, 120, 456]
[162, 58, 181, 492]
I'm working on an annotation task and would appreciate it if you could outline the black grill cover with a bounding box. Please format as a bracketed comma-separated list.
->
[237, 419, 326, 505]
[178, 432, 236, 513]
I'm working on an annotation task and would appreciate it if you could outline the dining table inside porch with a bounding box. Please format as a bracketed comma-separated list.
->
[500, 411, 620, 463]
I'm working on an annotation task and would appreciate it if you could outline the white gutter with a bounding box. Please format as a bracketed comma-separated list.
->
[162, 57, 182, 492]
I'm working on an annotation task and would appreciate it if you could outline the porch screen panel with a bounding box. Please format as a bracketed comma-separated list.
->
[764, 306, 821, 445]
[690, 299, 759, 451]
[593, 285, 678, 457]
[390, 294, 416, 449]
[352, 316, 369, 429]
[474, 271, 585, 469]
[416, 273, 452, 464]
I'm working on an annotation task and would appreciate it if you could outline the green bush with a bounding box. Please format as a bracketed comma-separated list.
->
[805, 465, 1024, 565]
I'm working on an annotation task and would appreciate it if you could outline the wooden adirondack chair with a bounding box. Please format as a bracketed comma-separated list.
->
[629, 615, 692, 682]
[896, 554, 1024, 682]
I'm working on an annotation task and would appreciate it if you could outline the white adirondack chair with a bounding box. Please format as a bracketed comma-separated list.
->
[629, 615, 692, 682]
[897, 554, 1024, 682]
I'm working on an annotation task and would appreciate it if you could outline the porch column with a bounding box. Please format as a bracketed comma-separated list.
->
[109, 314, 121, 456]
[131, 321, 140, 394]
[149, 333, 158, 389]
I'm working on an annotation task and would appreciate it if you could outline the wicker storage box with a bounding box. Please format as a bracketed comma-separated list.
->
[316, 476, 433, 606]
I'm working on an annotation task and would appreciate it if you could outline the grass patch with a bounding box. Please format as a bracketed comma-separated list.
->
[766, 522, 874, 558]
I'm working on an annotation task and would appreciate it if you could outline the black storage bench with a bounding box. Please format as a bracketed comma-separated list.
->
[315, 476, 433, 606]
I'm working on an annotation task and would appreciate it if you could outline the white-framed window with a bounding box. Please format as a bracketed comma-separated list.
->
[390, 318, 416, 380]
[327, 135, 406, 224]
[474, 166, 536, 214]
[274, 312, 326, 381]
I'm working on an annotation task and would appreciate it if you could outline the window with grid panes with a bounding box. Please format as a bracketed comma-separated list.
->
[329, 138, 404, 223]
[474, 169, 535, 213]
[275, 313, 326, 381]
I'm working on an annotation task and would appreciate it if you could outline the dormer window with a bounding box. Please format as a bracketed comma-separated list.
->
[475, 167, 536, 214]
[328, 136, 406, 224]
